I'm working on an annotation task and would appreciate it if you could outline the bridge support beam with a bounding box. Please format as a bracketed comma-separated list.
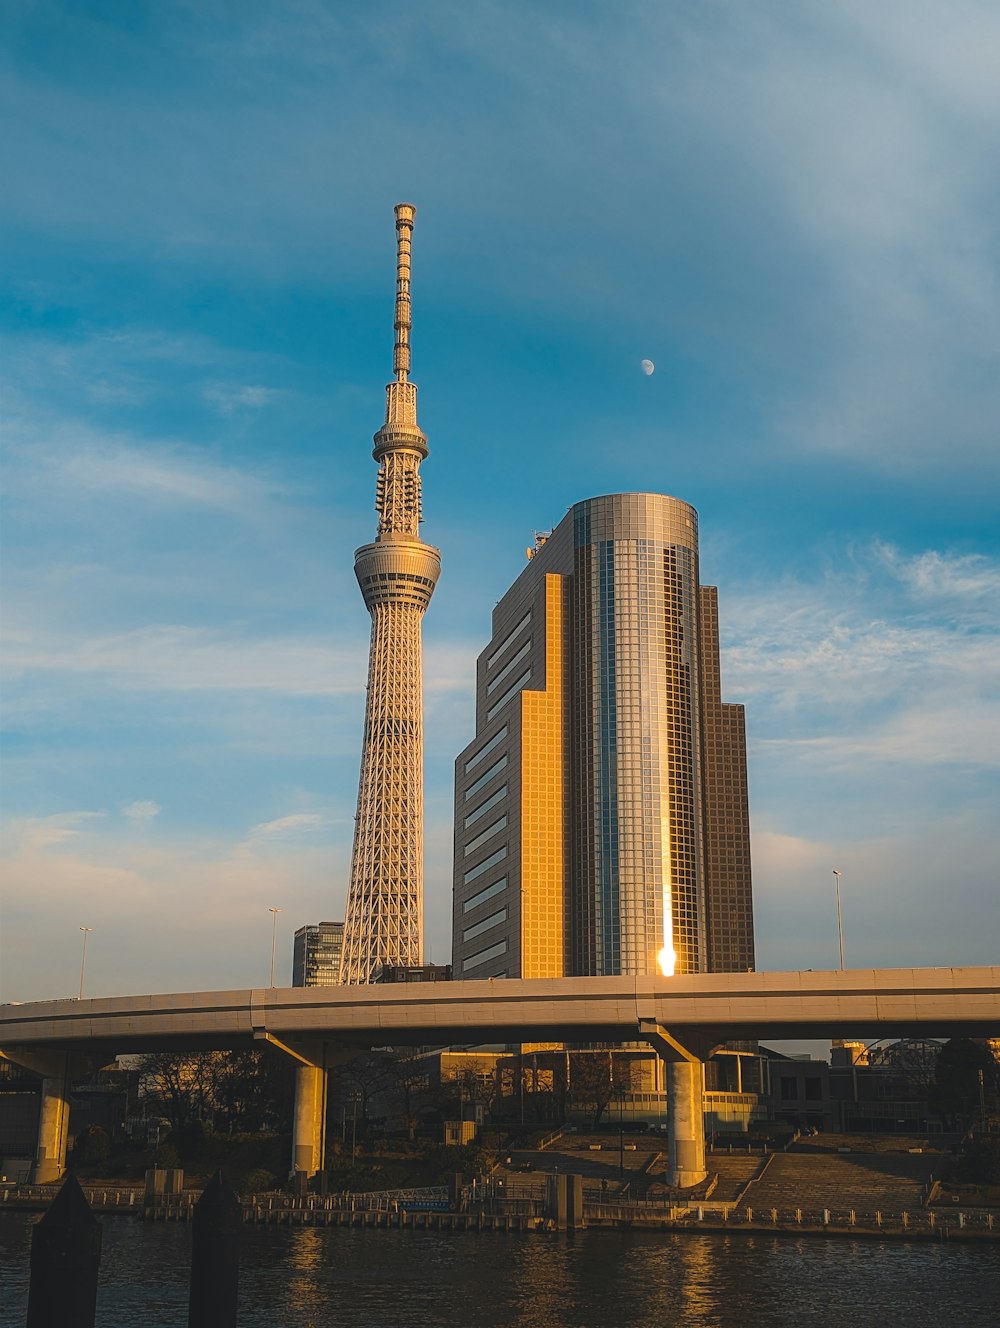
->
[638, 1022, 709, 1188]
[293, 1065, 325, 1178]
[663, 1059, 706, 1188]
[1, 1049, 99, 1184]
[35, 1074, 72, 1184]
[253, 1033, 349, 1181]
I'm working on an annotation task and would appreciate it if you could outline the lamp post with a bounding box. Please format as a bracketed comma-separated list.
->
[78, 926, 93, 1000]
[266, 903, 278, 988]
[350, 1093, 360, 1168]
[832, 870, 845, 971]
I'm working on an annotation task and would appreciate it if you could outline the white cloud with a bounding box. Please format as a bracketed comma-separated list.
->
[643, 4, 1000, 472]
[0, 826, 345, 1000]
[62, 435, 279, 511]
[722, 543, 1000, 726]
[2, 396, 288, 515]
[838, 1, 1000, 119]
[759, 700, 1000, 772]
[1, 616, 486, 711]
[202, 383, 280, 415]
[122, 799, 162, 823]
[10, 810, 107, 851]
[876, 543, 1000, 606]
[1, 622, 369, 697]
[751, 812, 1000, 971]
[246, 812, 329, 841]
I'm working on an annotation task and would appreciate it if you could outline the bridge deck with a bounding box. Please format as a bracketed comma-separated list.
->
[2, 967, 997, 1059]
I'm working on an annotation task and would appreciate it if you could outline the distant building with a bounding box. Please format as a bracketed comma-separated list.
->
[292, 922, 344, 987]
[452, 492, 754, 981]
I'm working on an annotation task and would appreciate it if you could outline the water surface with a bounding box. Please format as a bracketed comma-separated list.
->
[2, 1213, 998, 1326]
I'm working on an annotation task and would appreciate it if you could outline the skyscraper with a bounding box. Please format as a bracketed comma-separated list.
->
[452, 492, 753, 980]
[339, 205, 441, 984]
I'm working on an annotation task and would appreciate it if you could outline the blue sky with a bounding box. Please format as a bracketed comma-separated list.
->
[2, 0, 998, 1002]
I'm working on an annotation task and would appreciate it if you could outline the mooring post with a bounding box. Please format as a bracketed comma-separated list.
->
[188, 1170, 240, 1328]
[27, 1172, 102, 1328]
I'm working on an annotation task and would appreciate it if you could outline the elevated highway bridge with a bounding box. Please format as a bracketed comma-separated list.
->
[3, 966, 997, 1187]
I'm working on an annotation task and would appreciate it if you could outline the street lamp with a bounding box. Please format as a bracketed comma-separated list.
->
[78, 926, 93, 1000]
[832, 870, 845, 971]
[268, 907, 281, 988]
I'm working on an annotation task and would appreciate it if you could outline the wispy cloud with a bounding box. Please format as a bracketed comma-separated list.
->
[0, 808, 357, 999]
[751, 811, 1000, 970]
[202, 382, 281, 415]
[245, 811, 330, 841]
[122, 799, 162, 823]
[724, 542, 999, 707]
[3, 406, 287, 512]
[11, 810, 108, 851]
[2, 622, 369, 696]
[875, 543, 1000, 606]
[759, 702, 1000, 772]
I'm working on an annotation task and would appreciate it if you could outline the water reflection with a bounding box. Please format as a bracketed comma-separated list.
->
[287, 1226, 325, 1272]
[503, 1235, 576, 1328]
[2, 1215, 999, 1328]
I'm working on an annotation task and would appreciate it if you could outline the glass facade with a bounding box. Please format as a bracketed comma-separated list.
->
[452, 492, 754, 982]
[292, 921, 345, 987]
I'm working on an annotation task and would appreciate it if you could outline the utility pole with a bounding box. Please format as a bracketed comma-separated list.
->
[78, 927, 92, 1001]
[268, 908, 281, 987]
[832, 870, 845, 970]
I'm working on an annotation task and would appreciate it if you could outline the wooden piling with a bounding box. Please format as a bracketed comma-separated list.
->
[27, 1173, 102, 1328]
[188, 1171, 240, 1328]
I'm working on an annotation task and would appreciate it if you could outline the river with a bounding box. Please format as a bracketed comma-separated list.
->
[2, 1214, 999, 1326]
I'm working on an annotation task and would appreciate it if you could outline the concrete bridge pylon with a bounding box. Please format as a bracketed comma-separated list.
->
[639, 1021, 715, 1187]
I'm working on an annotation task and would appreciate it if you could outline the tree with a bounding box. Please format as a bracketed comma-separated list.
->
[137, 1051, 220, 1130]
[136, 1049, 295, 1137]
[955, 1136, 1000, 1185]
[388, 1056, 433, 1141]
[929, 1039, 998, 1131]
[441, 1057, 501, 1120]
[212, 1050, 295, 1133]
[336, 1051, 398, 1131]
[569, 1051, 627, 1129]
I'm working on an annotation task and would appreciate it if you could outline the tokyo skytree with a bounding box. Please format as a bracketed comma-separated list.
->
[339, 204, 441, 984]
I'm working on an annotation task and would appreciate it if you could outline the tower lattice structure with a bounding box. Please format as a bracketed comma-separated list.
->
[339, 204, 441, 984]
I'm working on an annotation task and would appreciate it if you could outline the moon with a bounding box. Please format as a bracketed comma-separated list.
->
[640, 359, 655, 376]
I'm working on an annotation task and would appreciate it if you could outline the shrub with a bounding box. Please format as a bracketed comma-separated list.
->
[74, 1124, 111, 1169]
[153, 1142, 181, 1169]
[240, 1168, 278, 1194]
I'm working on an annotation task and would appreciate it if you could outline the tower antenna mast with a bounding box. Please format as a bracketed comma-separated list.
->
[339, 205, 441, 984]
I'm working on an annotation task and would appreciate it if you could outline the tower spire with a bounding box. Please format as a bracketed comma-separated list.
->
[339, 204, 441, 985]
[371, 206, 427, 537]
[392, 203, 414, 383]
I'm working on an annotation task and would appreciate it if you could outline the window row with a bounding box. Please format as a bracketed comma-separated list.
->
[486, 670, 531, 722]
[464, 725, 508, 774]
[487, 638, 532, 694]
[462, 938, 509, 973]
[463, 844, 508, 885]
[462, 907, 508, 943]
[462, 875, 508, 914]
[487, 611, 532, 668]
[463, 815, 508, 857]
[464, 754, 508, 800]
[463, 785, 508, 828]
